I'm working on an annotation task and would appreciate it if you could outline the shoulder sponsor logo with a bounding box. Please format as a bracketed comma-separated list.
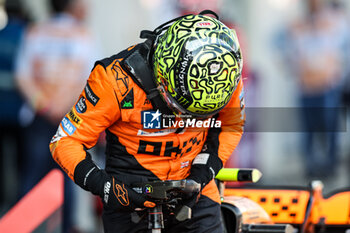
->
[122, 101, 133, 108]
[68, 108, 83, 127]
[75, 96, 87, 113]
[85, 83, 100, 106]
[111, 61, 130, 97]
[61, 116, 76, 135]
[121, 89, 134, 109]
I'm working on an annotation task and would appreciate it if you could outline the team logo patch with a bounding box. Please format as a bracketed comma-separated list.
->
[85, 83, 100, 106]
[121, 89, 134, 109]
[75, 96, 87, 113]
[68, 108, 83, 127]
[61, 117, 76, 135]
[142, 110, 162, 129]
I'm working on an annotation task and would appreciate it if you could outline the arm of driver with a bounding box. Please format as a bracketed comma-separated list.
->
[205, 79, 245, 165]
[49, 64, 120, 180]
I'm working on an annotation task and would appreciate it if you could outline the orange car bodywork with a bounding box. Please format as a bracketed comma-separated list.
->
[223, 195, 273, 224]
[224, 186, 350, 226]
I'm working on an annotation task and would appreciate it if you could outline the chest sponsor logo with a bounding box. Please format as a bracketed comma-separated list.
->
[85, 83, 100, 106]
[61, 116, 76, 135]
[75, 96, 87, 113]
[137, 136, 202, 158]
[68, 108, 83, 127]
[137, 128, 177, 136]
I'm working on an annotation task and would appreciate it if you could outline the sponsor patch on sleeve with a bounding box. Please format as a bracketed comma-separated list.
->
[75, 96, 87, 113]
[61, 116, 77, 135]
[85, 83, 100, 106]
[68, 108, 83, 127]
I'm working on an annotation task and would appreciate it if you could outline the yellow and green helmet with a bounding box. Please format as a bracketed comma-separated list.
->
[153, 14, 243, 118]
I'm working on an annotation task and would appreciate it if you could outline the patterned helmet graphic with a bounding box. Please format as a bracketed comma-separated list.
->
[153, 14, 242, 117]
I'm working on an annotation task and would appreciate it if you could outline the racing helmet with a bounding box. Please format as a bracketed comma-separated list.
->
[153, 13, 243, 118]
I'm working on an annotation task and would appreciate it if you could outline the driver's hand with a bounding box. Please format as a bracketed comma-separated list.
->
[73, 158, 156, 212]
[102, 176, 156, 211]
[181, 179, 201, 208]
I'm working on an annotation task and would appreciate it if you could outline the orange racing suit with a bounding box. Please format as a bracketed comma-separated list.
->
[49, 44, 245, 204]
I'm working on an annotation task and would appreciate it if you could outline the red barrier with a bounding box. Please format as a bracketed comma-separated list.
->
[0, 169, 64, 233]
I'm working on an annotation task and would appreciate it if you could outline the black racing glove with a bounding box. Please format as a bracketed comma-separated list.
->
[74, 158, 155, 211]
[187, 153, 223, 189]
[184, 153, 223, 208]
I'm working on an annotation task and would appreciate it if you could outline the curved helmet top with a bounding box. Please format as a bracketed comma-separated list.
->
[153, 14, 243, 118]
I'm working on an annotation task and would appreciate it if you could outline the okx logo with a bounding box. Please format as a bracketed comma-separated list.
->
[142, 110, 162, 129]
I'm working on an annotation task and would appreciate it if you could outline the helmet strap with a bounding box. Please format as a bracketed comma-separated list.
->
[121, 41, 173, 116]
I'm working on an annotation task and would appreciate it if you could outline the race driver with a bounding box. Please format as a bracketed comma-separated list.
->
[50, 11, 245, 233]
